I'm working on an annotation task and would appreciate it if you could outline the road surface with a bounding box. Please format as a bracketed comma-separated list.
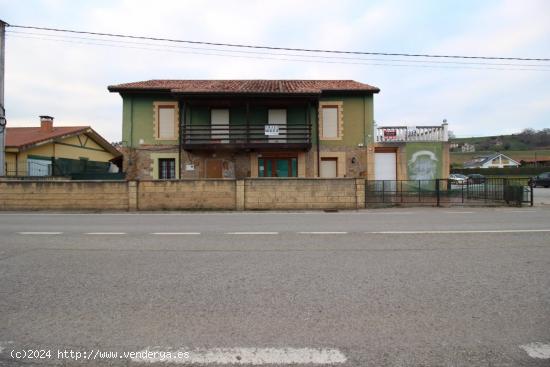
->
[1, 207, 549, 366]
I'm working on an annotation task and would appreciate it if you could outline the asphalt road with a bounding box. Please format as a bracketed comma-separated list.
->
[533, 187, 550, 206]
[1, 208, 549, 366]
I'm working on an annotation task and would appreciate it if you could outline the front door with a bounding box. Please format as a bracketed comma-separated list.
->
[258, 157, 297, 177]
[268, 109, 286, 143]
[206, 159, 223, 178]
[211, 109, 229, 143]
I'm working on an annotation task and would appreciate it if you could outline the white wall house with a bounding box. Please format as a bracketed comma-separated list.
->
[463, 153, 520, 169]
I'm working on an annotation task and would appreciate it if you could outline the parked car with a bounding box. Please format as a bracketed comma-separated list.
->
[467, 174, 486, 184]
[529, 172, 550, 188]
[449, 173, 468, 184]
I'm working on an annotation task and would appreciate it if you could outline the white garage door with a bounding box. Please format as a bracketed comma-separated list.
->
[374, 152, 396, 181]
[320, 158, 337, 178]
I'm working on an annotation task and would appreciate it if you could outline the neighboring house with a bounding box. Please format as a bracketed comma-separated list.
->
[461, 143, 475, 152]
[108, 79, 449, 180]
[4, 116, 121, 176]
[373, 123, 450, 181]
[463, 152, 520, 169]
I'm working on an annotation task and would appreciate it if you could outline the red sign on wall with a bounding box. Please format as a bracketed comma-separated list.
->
[383, 129, 397, 139]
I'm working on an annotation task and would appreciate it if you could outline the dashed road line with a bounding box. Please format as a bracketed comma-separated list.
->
[17, 232, 62, 235]
[444, 211, 474, 214]
[131, 347, 347, 365]
[299, 231, 348, 234]
[151, 232, 201, 235]
[85, 232, 127, 235]
[520, 343, 550, 359]
[226, 232, 279, 235]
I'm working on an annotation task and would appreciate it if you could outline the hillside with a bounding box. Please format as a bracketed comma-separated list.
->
[450, 129, 550, 152]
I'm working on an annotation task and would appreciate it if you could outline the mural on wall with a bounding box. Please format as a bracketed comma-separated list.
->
[406, 142, 443, 180]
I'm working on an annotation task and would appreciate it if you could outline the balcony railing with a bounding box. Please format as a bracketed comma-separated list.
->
[182, 123, 312, 150]
[375, 124, 448, 143]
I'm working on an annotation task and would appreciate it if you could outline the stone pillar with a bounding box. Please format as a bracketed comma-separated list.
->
[355, 178, 365, 209]
[236, 179, 245, 211]
[128, 181, 138, 211]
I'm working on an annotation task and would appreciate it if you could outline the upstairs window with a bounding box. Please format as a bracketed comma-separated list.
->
[320, 101, 343, 140]
[154, 102, 178, 140]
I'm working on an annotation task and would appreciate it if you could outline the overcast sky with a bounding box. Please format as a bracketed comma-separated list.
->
[1, 0, 549, 141]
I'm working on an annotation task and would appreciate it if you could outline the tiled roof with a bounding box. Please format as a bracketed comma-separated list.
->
[6, 126, 90, 149]
[108, 79, 380, 94]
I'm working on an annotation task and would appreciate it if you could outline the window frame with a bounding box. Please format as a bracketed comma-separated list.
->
[258, 156, 298, 177]
[153, 101, 179, 141]
[158, 158, 176, 179]
[319, 101, 344, 140]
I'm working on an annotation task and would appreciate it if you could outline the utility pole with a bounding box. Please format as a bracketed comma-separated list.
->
[0, 19, 7, 176]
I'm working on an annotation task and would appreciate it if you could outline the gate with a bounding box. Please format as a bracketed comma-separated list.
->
[365, 178, 533, 207]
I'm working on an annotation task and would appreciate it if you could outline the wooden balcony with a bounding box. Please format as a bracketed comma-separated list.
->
[182, 123, 312, 151]
[375, 124, 448, 143]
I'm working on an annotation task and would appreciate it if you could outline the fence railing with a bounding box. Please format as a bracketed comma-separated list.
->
[365, 178, 532, 206]
[182, 123, 311, 148]
[375, 124, 448, 143]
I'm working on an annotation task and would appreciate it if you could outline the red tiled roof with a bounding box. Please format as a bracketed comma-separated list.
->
[108, 79, 380, 94]
[6, 126, 89, 149]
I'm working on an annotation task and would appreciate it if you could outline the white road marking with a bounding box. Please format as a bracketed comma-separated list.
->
[151, 232, 201, 235]
[17, 232, 62, 235]
[131, 347, 347, 364]
[226, 232, 279, 235]
[85, 232, 127, 235]
[367, 229, 550, 234]
[520, 343, 550, 359]
[299, 231, 348, 234]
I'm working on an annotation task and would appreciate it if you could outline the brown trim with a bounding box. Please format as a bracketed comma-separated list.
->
[374, 146, 398, 153]
[258, 151, 300, 158]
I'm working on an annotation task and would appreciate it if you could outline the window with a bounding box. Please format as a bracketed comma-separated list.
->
[258, 157, 297, 177]
[158, 158, 176, 179]
[158, 106, 176, 139]
[211, 109, 230, 142]
[154, 102, 178, 140]
[319, 101, 343, 140]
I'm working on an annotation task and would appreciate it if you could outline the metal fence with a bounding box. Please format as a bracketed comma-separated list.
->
[365, 178, 533, 207]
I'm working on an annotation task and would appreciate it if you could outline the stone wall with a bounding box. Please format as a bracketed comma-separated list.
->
[0, 181, 129, 210]
[137, 180, 236, 210]
[0, 179, 366, 211]
[244, 178, 359, 210]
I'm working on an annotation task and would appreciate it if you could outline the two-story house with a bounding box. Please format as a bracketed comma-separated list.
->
[108, 79, 449, 181]
[108, 80, 379, 179]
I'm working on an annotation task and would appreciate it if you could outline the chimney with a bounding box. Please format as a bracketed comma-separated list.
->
[40, 115, 54, 132]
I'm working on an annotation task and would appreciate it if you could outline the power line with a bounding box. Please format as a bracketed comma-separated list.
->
[7, 29, 549, 69]
[6, 31, 550, 72]
[8, 24, 550, 62]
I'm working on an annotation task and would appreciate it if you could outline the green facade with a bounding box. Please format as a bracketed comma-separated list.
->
[121, 94, 375, 149]
[319, 95, 374, 147]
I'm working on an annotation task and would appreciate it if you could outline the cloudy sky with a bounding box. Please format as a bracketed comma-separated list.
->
[1, 0, 549, 141]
